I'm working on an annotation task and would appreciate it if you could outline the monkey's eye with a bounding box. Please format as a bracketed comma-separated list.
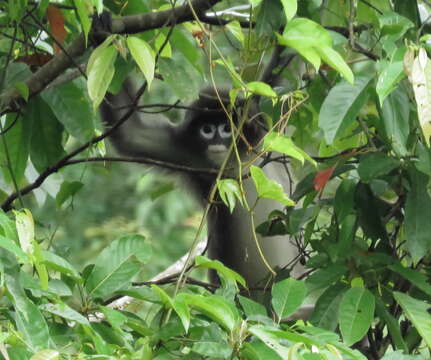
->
[218, 123, 231, 139]
[200, 124, 216, 139]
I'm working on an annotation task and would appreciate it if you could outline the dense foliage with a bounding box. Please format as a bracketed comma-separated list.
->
[0, 0, 431, 359]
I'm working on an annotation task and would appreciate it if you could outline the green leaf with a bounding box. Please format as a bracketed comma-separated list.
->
[375, 298, 408, 352]
[40, 302, 90, 326]
[29, 97, 65, 172]
[241, 341, 282, 360]
[281, 18, 332, 48]
[263, 132, 316, 166]
[127, 37, 155, 89]
[393, 292, 431, 348]
[248, 326, 290, 358]
[42, 79, 95, 142]
[238, 295, 267, 318]
[158, 57, 201, 100]
[170, 28, 202, 73]
[389, 263, 431, 296]
[310, 282, 347, 331]
[74, 0, 92, 45]
[256, 0, 284, 37]
[87, 41, 117, 110]
[357, 153, 400, 182]
[30, 349, 60, 360]
[319, 75, 373, 144]
[56, 181, 84, 207]
[305, 264, 347, 293]
[85, 234, 151, 298]
[316, 45, 354, 84]
[181, 294, 239, 331]
[195, 255, 246, 287]
[226, 21, 244, 44]
[5, 274, 52, 350]
[405, 168, 431, 262]
[339, 287, 375, 346]
[191, 323, 232, 358]
[280, 0, 297, 21]
[250, 166, 295, 206]
[154, 32, 172, 58]
[0, 234, 30, 263]
[379, 11, 414, 38]
[334, 179, 357, 222]
[379, 87, 410, 156]
[376, 61, 405, 105]
[14, 82, 29, 101]
[217, 179, 243, 213]
[271, 278, 307, 319]
[0, 112, 31, 185]
[151, 285, 190, 332]
[42, 250, 82, 281]
[245, 81, 277, 98]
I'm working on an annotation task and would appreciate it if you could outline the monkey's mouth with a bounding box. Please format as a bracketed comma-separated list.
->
[207, 145, 229, 166]
[207, 144, 228, 153]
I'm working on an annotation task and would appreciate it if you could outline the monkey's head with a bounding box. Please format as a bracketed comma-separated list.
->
[180, 88, 260, 167]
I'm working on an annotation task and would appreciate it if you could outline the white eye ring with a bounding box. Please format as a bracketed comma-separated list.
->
[200, 124, 216, 139]
[218, 123, 231, 139]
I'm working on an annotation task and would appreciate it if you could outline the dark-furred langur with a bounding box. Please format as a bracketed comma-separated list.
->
[100, 81, 304, 291]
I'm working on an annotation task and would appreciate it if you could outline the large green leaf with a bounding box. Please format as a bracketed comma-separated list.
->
[250, 166, 295, 206]
[376, 60, 405, 105]
[339, 287, 375, 346]
[29, 96, 65, 172]
[0, 112, 32, 185]
[127, 36, 155, 89]
[87, 40, 118, 110]
[405, 168, 431, 262]
[310, 282, 347, 331]
[357, 153, 400, 182]
[85, 234, 152, 298]
[379, 87, 410, 156]
[42, 250, 82, 282]
[195, 255, 246, 287]
[5, 274, 52, 351]
[393, 292, 431, 348]
[271, 278, 307, 319]
[181, 294, 239, 332]
[40, 302, 90, 326]
[319, 75, 373, 144]
[42, 79, 95, 142]
[248, 326, 290, 359]
[390, 263, 431, 296]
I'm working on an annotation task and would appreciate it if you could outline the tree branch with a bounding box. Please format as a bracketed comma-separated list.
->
[0, 0, 222, 111]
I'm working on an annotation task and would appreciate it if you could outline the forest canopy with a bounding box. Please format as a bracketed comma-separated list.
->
[0, 0, 431, 359]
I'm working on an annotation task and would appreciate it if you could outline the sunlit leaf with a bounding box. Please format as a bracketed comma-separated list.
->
[250, 166, 295, 206]
[127, 37, 155, 89]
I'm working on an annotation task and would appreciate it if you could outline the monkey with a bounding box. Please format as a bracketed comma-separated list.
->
[100, 80, 304, 292]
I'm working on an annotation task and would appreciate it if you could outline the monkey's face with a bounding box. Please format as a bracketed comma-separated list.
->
[197, 119, 232, 166]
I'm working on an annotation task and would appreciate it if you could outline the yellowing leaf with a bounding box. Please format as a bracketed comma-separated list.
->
[14, 209, 34, 254]
[409, 48, 431, 145]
